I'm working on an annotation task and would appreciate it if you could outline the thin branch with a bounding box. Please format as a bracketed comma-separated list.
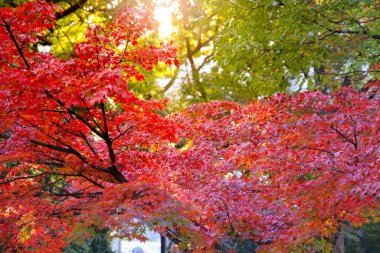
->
[51, 207, 84, 216]
[20, 116, 89, 163]
[164, 68, 180, 92]
[80, 130, 98, 155]
[37, 161, 65, 167]
[43, 90, 104, 138]
[197, 51, 215, 71]
[67, 108, 105, 139]
[31, 139, 74, 154]
[360, 16, 380, 24]
[325, 27, 380, 40]
[0, 173, 46, 184]
[119, 38, 130, 63]
[52, 122, 82, 138]
[38, 169, 81, 177]
[267, 155, 314, 169]
[55, 0, 88, 20]
[100, 102, 109, 137]
[78, 174, 105, 189]
[330, 126, 357, 150]
[0, 58, 26, 69]
[51, 191, 83, 198]
[80, 97, 102, 131]
[220, 197, 236, 235]
[55, 23, 75, 48]
[302, 146, 334, 156]
[112, 125, 134, 143]
[313, 107, 358, 149]
[36, 147, 66, 164]
[40, 109, 70, 114]
[2, 17, 30, 69]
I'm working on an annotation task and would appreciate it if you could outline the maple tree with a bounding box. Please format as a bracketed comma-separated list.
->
[170, 85, 379, 252]
[0, 1, 379, 253]
[0, 1, 181, 251]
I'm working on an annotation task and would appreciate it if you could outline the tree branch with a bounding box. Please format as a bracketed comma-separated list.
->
[80, 97, 103, 131]
[31, 139, 74, 154]
[2, 17, 30, 69]
[80, 130, 98, 155]
[313, 107, 358, 149]
[112, 125, 134, 143]
[101, 102, 127, 183]
[302, 146, 334, 156]
[55, 0, 88, 20]
[164, 68, 180, 92]
[43, 91, 105, 138]
[0, 173, 46, 184]
[220, 197, 236, 235]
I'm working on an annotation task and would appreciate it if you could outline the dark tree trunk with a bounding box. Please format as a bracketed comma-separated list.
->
[333, 226, 345, 253]
[161, 236, 166, 253]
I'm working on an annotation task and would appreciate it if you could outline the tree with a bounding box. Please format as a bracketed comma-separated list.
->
[167, 0, 220, 103]
[164, 0, 260, 108]
[0, 1, 180, 251]
[0, 0, 118, 57]
[345, 221, 380, 253]
[0, 1, 379, 253]
[214, 0, 380, 95]
[65, 227, 114, 253]
[169, 86, 379, 252]
[157, 0, 380, 104]
[142, 0, 380, 105]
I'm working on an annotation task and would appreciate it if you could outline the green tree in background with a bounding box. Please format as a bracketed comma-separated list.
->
[345, 222, 380, 253]
[214, 0, 380, 95]
[160, 0, 259, 110]
[151, 0, 380, 106]
[65, 228, 115, 253]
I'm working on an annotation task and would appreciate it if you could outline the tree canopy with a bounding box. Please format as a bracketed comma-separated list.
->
[210, 0, 380, 95]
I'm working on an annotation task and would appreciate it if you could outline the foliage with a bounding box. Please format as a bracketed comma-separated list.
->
[0, 1, 178, 251]
[4, 0, 379, 103]
[45, 0, 154, 58]
[5, 0, 166, 99]
[214, 0, 380, 95]
[167, 0, 221, 102]
[138, 0, 380, 105]
[153, 0, 380, 104]
[345, 222, 380, 253]
[169, 86, 379, 252]
[65, 228, 115, 253]
[0, 1, 379, 253]
[155, 0, 260, 109]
